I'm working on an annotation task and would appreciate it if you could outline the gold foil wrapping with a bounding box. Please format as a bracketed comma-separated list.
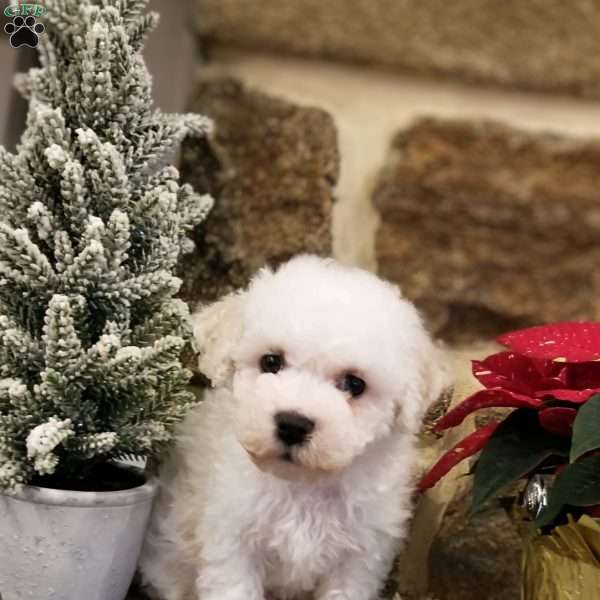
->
[518, 514, 600, 600]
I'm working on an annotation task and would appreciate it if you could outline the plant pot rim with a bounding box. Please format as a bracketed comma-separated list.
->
[2, 467, 158, 508]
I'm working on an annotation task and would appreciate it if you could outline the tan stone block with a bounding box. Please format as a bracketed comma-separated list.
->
[374, 118, 600, 342]
[193, 1, 600, 99]
[178, 78, 339, 304]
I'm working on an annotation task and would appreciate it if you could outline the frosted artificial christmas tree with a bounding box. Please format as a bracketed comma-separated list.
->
[0, 0, 213, 491]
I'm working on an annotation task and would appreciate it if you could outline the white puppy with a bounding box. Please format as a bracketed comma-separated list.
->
[139, 255, 447, 600]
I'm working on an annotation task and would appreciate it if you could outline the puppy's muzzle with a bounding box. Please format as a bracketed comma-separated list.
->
[274, 411, 315, 447]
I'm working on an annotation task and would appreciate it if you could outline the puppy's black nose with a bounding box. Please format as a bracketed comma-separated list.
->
[274, 411, 315, 446]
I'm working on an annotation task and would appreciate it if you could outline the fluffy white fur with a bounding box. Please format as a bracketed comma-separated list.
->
[139, 255, 448, 600]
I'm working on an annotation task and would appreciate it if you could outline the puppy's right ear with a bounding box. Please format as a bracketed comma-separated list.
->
[191, 291, 246, 388]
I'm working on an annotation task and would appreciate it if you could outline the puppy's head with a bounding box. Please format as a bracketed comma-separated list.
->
[193, 255, 448, 481]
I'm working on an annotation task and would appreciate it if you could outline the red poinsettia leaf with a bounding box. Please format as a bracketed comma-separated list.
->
[535, 387, 600, 403]
[538, 406, 578, 437]
[565, 362, 600, 389]
[472, 352, 536, 394]
[418, 422, 499, 492]
[434, 388, 541, 431]
[472, 352, 567, 394]
[497, 322, 600, 363]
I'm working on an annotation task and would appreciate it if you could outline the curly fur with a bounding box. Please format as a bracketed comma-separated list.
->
[139, 255, 449, 600]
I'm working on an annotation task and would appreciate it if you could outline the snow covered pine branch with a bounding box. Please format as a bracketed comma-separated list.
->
[0, 0, 213, 490]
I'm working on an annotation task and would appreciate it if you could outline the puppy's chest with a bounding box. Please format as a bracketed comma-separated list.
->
[250, 492, 363, 594]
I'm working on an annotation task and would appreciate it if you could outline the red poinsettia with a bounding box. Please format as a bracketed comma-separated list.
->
[419, 322, 600, 525]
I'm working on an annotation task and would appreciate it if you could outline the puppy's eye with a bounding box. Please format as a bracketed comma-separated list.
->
[339, 374, 366, 397]
[260, 353, 284, 374]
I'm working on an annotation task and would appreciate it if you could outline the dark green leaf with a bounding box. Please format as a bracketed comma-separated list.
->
[570, 394, 600, 463]
[472, 409, 569, 514]
[536, 454, 600, 528]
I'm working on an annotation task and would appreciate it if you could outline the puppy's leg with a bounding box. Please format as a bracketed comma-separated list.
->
[315, 537, 397, 600]
[195, 545, 264, 600]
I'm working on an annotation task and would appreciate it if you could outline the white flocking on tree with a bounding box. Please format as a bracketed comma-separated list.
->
[0, 0, 213, 490]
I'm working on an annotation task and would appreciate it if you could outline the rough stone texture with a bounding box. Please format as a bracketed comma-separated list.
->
[374, 118, 600, 343]
[178, 77, 338, 304]
[428, 485, 522, 600]
[193, 1, 600, 99]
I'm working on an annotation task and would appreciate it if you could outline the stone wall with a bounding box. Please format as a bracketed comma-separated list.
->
[180, 3, 600, 598]
[194, 0, 600, 99]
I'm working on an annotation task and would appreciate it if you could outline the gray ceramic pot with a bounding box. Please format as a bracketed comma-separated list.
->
[0, 470, 157, 600]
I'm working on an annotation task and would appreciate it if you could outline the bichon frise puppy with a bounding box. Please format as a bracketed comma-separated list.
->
[139, 255, 448, 600]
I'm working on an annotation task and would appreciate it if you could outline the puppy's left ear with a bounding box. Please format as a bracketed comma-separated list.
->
[399, 338, 453, 433]
[422, 342, 453, 409]
[191, 291, 246, 388]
